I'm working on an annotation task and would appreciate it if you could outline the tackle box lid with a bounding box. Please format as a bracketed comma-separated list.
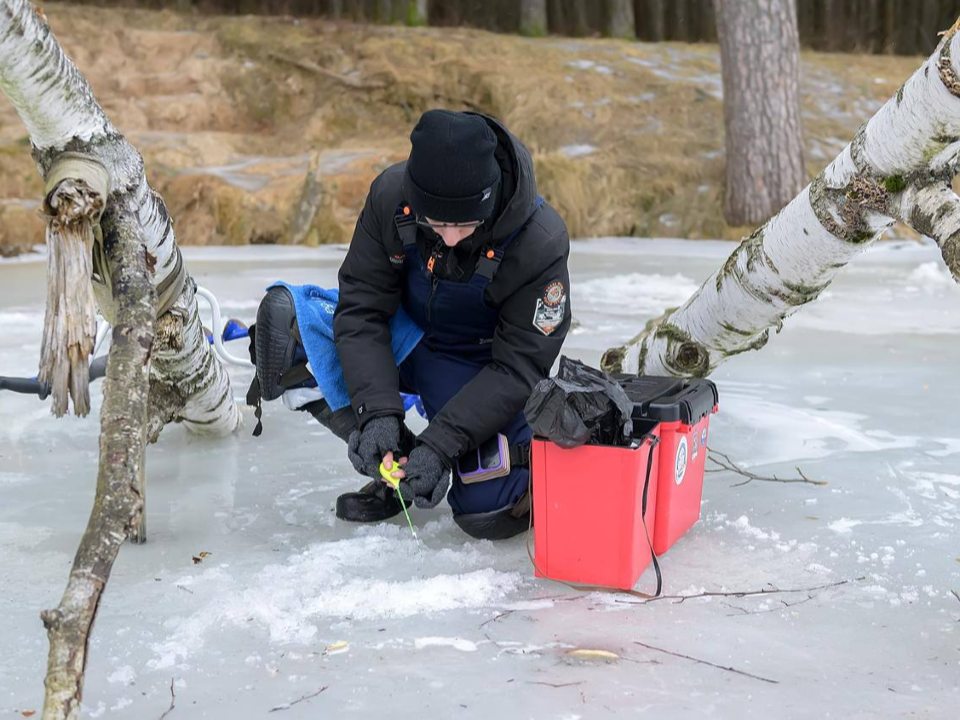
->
[615, 374, 718, 425]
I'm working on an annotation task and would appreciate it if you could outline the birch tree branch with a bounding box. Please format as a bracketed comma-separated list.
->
[603, 25, 960, 377]
[40, 206, 155, 720]
[0, 0, 239, 435]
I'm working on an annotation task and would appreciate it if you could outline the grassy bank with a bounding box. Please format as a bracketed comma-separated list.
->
[0, 3, 923, 256]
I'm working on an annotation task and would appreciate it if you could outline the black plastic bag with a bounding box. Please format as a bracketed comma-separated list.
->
[524, 356, 634, 448]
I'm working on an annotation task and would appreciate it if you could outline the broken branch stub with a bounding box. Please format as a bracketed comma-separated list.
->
[38, 154, 110, 417]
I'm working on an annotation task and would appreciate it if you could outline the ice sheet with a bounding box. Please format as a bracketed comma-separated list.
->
[2, 239, 958, 718]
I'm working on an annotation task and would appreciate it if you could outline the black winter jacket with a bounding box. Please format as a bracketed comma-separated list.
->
[333, 113, 571, 462]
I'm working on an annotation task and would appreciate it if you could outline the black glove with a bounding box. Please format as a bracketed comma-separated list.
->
[398, 444, 451, 509]
[347, 416, 402, 479]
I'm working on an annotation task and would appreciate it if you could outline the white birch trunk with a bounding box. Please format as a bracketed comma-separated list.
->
[0, 0, 239, 436]
[603, 25, 960, 378]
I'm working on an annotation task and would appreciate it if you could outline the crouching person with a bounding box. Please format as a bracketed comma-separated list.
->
[333, 109, 571, 540]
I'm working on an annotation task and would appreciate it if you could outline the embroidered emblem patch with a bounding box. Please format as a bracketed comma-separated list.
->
[533, 295, 565, 336]
[543, 281, 565, 307]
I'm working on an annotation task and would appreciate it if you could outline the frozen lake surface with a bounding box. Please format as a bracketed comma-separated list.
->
[1, 238, 959, 718]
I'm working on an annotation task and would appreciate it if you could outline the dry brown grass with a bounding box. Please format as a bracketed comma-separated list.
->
[0, 4, 930, 255]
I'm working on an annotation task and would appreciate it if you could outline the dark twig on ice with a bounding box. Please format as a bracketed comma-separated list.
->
[614, 578, 856, 605]
[706, 450, 826, 487]
[479, 610, 515, 628]
[633, 641, 779, 684]
[950, 589, 960, 604]
[525, 681, 585, 688]
[723, 594, 816, 616]
[158, 678, 176, 720]
[269, 686, 329, 713]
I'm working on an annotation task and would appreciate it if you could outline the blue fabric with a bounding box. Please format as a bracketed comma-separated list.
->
[269, 282, 423, 412]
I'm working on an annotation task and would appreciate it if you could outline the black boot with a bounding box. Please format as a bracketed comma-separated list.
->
[336, 480, 404, 522]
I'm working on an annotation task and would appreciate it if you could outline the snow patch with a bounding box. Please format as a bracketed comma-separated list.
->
[414, 637, 478, 652]
[907, 262, 955, 290]
[829, 518, 863, 534]
[106, 665, 136, 684]
[559, 144, 598, 159]
[728, 515, 780, 542]
[573, 272, 699, 316]
[148, 533, 521, 667]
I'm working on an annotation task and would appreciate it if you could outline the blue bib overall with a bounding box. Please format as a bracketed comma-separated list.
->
[397, 201, 543, 516]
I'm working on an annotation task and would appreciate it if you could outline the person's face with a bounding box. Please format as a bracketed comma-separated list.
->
[422, 217, 482, 248]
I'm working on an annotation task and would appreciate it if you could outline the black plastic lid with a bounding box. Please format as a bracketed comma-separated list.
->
[616, 374, 718, 425]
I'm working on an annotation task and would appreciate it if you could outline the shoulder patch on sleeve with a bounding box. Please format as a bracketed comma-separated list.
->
[533, 281, 566, 335]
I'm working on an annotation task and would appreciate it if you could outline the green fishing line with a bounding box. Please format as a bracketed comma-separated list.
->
[380, 462, 422, 552]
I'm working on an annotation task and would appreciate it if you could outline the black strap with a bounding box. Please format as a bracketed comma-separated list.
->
[509, 442, 531, 468]
[475, 195, 545, 281]
[394, 205, 419, 249]
[246, 376, 264, 437]
[637, 433, 663, 598]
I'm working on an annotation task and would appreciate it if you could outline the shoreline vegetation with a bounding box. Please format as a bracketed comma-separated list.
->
[0, 3, 928, 256]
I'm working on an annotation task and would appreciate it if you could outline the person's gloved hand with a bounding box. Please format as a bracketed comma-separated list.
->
[347, 416, 402, 479]
[397, 444, 451, 509]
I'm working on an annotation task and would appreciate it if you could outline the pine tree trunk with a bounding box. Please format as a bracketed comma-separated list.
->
[603, 25, 960, 377]
[520, 0, 547, 36]
[547, 0, 565, 34]
[606, 0, 635, 39]
[713, 0, 805, 226]
[330, 0, 343, 19]
[665, 0, 687, 41]
[643, 0, 665, 41]
[571, 0, 589, 36]
[894, 0, 917, 55]
[700, 0, 716, 42]
[863, 0, 882, 54]
[918, 0, 941, 55]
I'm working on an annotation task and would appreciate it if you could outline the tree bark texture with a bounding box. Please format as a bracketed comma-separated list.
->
[570, 0, 589, 36]
[641, 0, 665, 41]
[519, 0, 547, 36]
[602, 27, 960, 378]
[40, 207, 156, 720]
[606, 0, 635, 39]
[714, 0, 806, 226]
[0, 0, 239, 437]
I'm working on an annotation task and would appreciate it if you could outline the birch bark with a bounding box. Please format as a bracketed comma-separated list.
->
[0, 0, 239, 436]
[603, 25, 960, 377]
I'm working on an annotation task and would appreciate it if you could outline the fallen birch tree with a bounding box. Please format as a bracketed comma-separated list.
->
[0, 0, 239, 440]
[602, 21, 960, 377]
[0, 1, 241, 717]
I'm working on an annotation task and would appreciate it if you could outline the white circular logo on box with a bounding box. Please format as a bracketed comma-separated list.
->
[675, 436, 688, 485]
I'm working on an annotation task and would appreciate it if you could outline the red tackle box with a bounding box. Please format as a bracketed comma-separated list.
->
[531, 376, 718, 590]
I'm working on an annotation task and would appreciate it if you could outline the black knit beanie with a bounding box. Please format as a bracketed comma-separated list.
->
[402, 110, 502, 223]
